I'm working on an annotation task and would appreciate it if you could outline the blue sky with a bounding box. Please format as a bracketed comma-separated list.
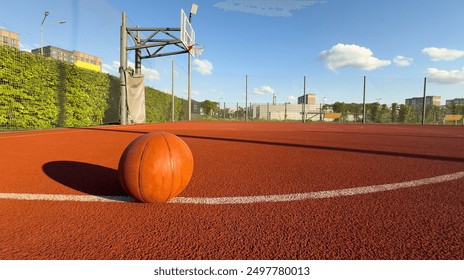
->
[1, 0, 463, 105]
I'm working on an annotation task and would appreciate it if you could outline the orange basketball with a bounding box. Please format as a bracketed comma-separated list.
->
[118, 132, 194, 203]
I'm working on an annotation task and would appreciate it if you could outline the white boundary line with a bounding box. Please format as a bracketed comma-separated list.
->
[1, 171, 463, 205]
[0, 130, 84, 139]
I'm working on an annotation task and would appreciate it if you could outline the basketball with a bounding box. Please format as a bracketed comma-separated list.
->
[118, 132, 194, 203]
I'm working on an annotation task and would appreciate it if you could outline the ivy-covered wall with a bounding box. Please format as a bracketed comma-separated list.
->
[0, 46, 187, 130]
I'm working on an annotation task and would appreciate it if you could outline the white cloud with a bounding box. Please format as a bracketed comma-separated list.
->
[422, 47, 464, 61]
[319, 44, 391, 71]
[426, 67, 464, 84]
[253, 85, 275, 95]
[181, 89, 200, 98]
[393, 55, 413, 67]
[102, 61, 119, 74]
[214, 0, 325, 17]
[19, 42, 33, 52]
[142, 65, 161, 80]
[102, 61, 160, 80]
[287, 96, 297, 101]
[193, 59, 213, 75]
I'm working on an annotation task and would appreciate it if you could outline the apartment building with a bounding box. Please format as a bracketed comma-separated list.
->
[405, 96, 441, 107]
[297, 93, 316, 105]
[446, 98, 464, 106]
[73, 50, 102, 72]
[0, 28, 19, 49]
[32, 45, 102, 72]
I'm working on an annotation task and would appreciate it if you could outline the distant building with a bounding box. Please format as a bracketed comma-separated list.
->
[31, 45, 102, 72]
[73, 50, 102, 72]
[252, 103, 320, 121]
[446, 98, 464, 106]
[32, 45, 74, 63]
[298, 93, 316, 105]
[0, 28, 19, 49]
[405, 96, 441, 107]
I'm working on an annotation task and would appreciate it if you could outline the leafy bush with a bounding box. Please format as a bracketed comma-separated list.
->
[1, 45, 186, 130]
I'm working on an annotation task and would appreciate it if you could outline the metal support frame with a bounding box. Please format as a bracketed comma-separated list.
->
[125, 27, 189, 59]
[120, 13, 191, 125]
[120, 13, 128, 125]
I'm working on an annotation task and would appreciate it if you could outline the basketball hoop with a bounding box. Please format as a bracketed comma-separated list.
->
[188, 44, 204, 57]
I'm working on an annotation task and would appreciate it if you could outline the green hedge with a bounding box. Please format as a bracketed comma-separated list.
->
[0, 46, 187, 130]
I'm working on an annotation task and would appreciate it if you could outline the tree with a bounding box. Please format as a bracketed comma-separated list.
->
[391, 103, 398, 123]
[332, 102, 345, 114]
[398, 104, 413, 123]
[368, 102, 380, 123]
[200, 100, 217, 116]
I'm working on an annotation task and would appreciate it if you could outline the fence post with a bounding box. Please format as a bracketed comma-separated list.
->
[303, 76, 306, 123]
[245, 75, 248, 122]
[362, 76, 366, 124]
[422, 77, 427, 125]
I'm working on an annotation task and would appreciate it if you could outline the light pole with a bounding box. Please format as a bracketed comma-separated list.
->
[40, 11, 66, 56]
[40, 11, 49, 55]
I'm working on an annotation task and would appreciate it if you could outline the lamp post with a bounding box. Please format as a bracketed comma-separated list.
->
[40, 11, 66, 56]
[40, 11, 49, 55]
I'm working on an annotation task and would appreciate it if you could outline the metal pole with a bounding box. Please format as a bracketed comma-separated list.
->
[120, 12, 128, 125]
[303, 76, 306, 123]
[362, 75, 366, 124]
[245, 75, 248, 121]
[422, 77, 427, 125]
[188, 52, 192, 121]
[172, 59, 175, 122]
[135, 28, 142, 75]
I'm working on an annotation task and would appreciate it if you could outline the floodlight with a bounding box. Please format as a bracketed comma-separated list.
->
[190, 3, 198, 15]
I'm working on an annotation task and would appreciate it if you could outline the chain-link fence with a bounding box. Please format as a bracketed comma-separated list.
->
[2, 44, 463, 130]
[195, 75, 463, 125]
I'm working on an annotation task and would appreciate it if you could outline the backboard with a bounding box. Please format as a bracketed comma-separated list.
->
[180, 9, 195, 53]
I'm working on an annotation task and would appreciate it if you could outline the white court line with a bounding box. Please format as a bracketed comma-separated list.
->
[0, 193, 135, 203]
[0, 130, 84, 139]
[0, 171, 463, 205]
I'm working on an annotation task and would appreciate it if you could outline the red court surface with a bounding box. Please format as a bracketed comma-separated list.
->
[0, 121, 463, 259]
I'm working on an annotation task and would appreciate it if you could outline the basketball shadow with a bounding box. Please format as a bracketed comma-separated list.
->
[42, 161, 127, 196]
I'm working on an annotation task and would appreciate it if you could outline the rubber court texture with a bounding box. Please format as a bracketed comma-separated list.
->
[0, 121, 463, 260]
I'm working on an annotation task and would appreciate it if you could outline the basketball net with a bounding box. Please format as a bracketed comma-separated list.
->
[188, 44, 204, 57]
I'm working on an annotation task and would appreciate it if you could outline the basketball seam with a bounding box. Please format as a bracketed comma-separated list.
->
[138, 135, 151, 202]
[161, 133, 175, 201]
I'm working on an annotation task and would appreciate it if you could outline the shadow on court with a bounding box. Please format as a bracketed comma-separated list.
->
[42, 161, 126, 196]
